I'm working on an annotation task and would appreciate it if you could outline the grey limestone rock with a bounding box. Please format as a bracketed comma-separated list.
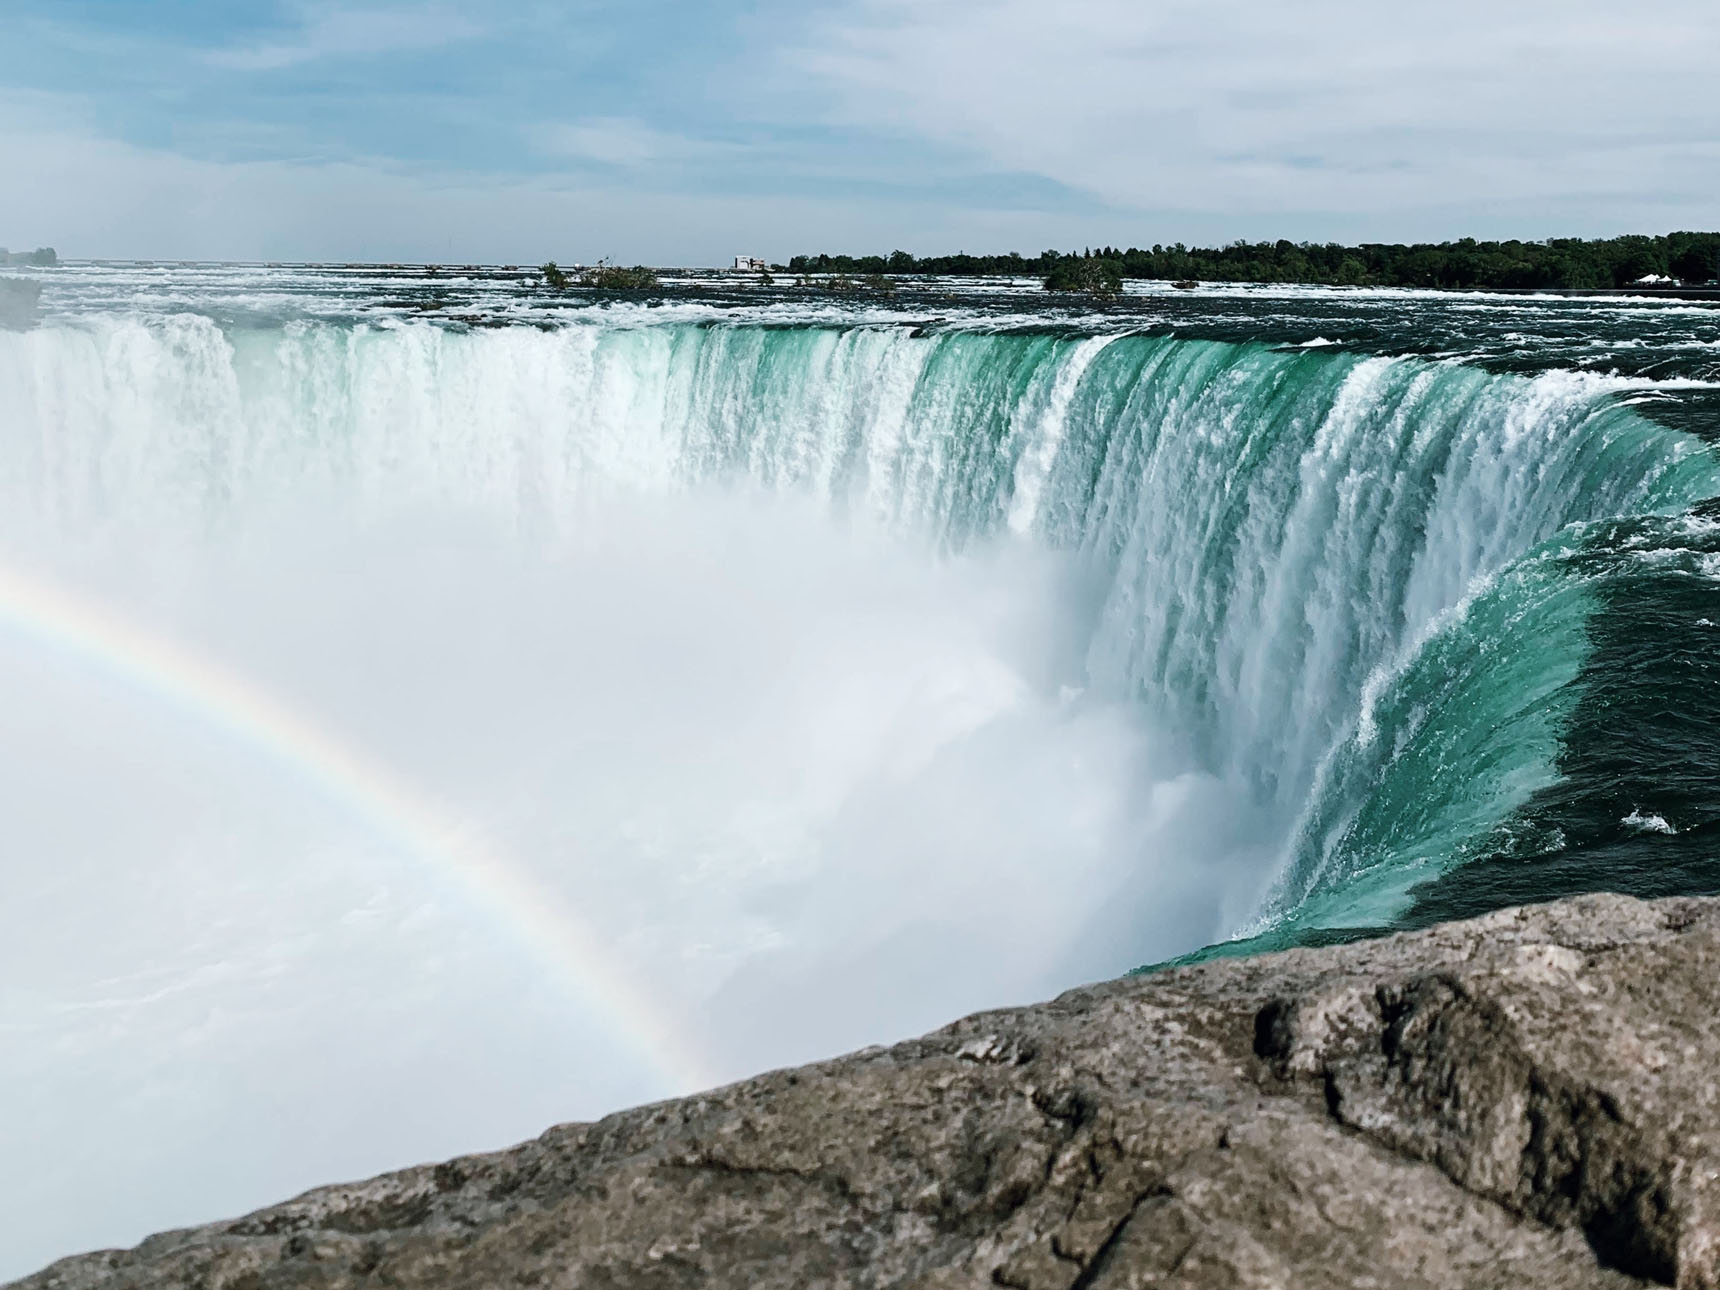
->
[15, 892, 1720, 1289]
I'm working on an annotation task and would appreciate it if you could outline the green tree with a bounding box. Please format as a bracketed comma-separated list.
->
[579, 260, 660, 290]
[1044, 256, 1123, 298]
[1672, 245, 1718, 284]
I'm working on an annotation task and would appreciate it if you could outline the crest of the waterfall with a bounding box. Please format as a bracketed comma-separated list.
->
[2, 315, 1714, 930]
[1, 308, 1717, 1276]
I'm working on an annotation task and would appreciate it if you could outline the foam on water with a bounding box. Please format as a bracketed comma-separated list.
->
[1, 289, 1717, 1276]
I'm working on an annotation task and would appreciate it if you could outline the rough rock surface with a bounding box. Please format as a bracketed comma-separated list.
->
[16, 893, 1720, 1290]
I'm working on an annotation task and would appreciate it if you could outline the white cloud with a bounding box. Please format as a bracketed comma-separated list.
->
[796, 0, 1720, 227]
[6, 0, 1718, 259]
[206, 2, 485, 71]
[534, 117, 751, 169]
[0, 97, 1071, 263]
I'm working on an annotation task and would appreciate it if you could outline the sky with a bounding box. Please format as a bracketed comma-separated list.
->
[0, 0, 1716, 264]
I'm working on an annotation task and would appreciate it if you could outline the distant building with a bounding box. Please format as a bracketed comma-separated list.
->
[734, 256, 768, 271]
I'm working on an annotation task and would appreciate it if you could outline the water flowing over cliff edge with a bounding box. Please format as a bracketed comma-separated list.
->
[3, 275, 1719, 1275]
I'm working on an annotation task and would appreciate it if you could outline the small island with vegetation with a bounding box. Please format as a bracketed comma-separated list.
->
[790, 231, 1720, 295]
[1, 246, 58, 267]
[540, 259, 660, 292]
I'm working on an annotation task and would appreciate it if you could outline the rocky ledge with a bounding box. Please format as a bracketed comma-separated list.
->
[16, 892, 1720, 1290]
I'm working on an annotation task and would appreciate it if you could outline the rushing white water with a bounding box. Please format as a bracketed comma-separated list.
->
[0, 310, 1715, 1276]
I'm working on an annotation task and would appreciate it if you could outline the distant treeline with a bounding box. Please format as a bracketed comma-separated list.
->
[788, 233, 1720, 290]
[1, 247, 58, 267]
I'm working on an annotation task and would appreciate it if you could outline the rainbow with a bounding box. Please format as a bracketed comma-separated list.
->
[0, 558, 718, 1095]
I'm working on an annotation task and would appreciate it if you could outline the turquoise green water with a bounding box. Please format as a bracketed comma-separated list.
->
[13, 314, 1720, 956]
[10, 271, 1720, 1281]
[7, 311, 1716, 953]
